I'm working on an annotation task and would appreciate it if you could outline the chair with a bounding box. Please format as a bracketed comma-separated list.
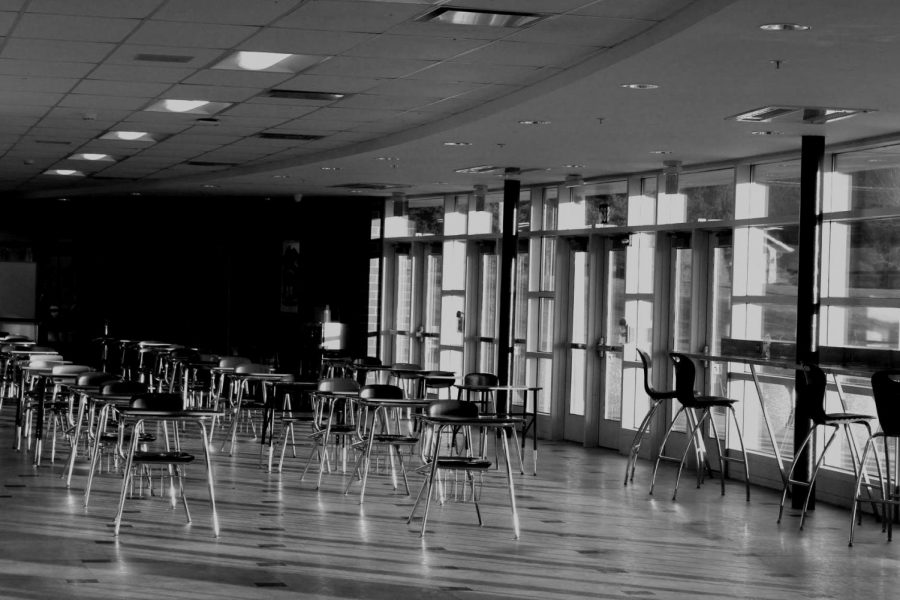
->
[298, 377, 360, 489]
[351, 356, 382, 387]
[220, 363, 273, 454]
[778, 364, 876, 528]
[423, 371, 456, 400]
[407, 400, 493, 531]
[112, 393, 207, 536]
[649, 352, 750, 501]
[389, 362, 423, 398]
[849, 370, 900, 546]
[458, 372, 498, 413]
[344, 384, 422, 501]
[624, 349, 679, 486]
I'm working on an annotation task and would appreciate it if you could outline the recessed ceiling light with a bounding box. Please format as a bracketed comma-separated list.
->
[621, 83, 659, 90]
[455, 165, 500, 174]
[131, 192, 142, 196]
[44, 169, 84, 176]
[144, 99, 231, 115]
[760, 23, 810, 31]
[420, 7, 543, 28]
[443, 141, 471, 146]
[650, 150, 672, 155]
[69, 153, 114, 162]
[272, 174, 290, 179]
[751, 130, 784, 136]
[320, 166, 341, 171]
[518, 120, 551, 125]
[563, 164, 585, 168]
[100, 130, 156, 142]
[202, 184, 219, 189]
[376, 156, 400, 161]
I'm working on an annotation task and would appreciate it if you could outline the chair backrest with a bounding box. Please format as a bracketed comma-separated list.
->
[797, 364, 828, 424]
[130, 392, 184, 411]
[352, 356, 381, 385]
[669, 353, 700, 406]
[871, 370, 900, 436]
[391, 363, 422, 379]
[101, 380, 148, 396]
[28, 359, 65, 369]
[317, 377, 360, 394]
[219, 356, 251, 369]
[235, 363, 272, 374]
[428, 399, 479, 419]
[360, 384, 404, 400]
[463, 372, 498, 387]
[51, 364, 92, 376]
[77, 372, 118, 387]
[637, 349, 677, 401]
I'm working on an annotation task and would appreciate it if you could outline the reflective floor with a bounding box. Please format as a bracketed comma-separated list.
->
[1, 407, 899, 600]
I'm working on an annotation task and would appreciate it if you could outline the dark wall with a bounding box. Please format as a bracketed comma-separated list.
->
[2, 194, 378, 375]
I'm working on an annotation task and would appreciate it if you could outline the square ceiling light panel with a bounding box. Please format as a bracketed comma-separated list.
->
[212, 51, 326, 73]
[419, 7, 544, 28]
[143, 99, 232, 115]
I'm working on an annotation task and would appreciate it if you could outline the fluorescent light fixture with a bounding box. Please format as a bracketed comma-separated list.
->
[455, 165, 500, 174]
[420, 7, 543, 28]
[621, 83, 659, 90]
[518, 120, 550, 125]
[100, 130, 156, 142]
[144, 99, 231, 115]
[751, 130, 784, 136]
[443, 141, 471, 146]
[320, 166, 341, 171]
[69, 153, 114, 162]
[44, 169, 84, 176]
[760, 23, 810, 31]
[213, 51, 325, 73]
[650, 150, 672, 155]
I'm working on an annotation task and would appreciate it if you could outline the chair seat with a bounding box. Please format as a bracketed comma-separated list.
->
[434, 456, 492, 469]
[690, 394, 738, 408]
[372, 433, 419, 444]
[132, 451, 194, 463]
[823, 412, 873, 423]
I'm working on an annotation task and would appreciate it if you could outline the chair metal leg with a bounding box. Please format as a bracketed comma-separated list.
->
[673, 410, 709, 501]
[625, 399, 661, 485]
[778, 428, 815, 524]
[650, 406, 686, 496]
[799, 426, 839, 529]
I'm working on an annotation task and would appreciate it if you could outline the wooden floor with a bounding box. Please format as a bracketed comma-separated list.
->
[2, 407, 900, 600]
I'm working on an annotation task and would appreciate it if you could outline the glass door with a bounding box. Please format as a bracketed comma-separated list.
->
[385, 242, 443, 369]
[563, 236, 627, 446]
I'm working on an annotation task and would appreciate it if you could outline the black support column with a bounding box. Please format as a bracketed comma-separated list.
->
[792, 135, 824, 508]
[496, 175, 520, 413]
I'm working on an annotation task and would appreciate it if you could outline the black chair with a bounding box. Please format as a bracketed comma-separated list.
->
[458, 372, 498, 413]
[849, 370, 900, 546]
[351, 356, 382, 387]
[113, 393, 198, 536]
[624, 349, 679, 486]
[299, 377, 360, 489]
[649, 352, 750, 500]
[778, 364, 875, 528]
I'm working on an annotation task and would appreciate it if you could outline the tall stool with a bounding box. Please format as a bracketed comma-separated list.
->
[849, 370, 900, 546]
[624, 349, 678, 486]
[778, 364, 875, 528]
[650, 352, 750, 501]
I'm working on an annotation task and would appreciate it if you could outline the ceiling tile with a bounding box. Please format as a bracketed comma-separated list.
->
[0, 11, 15, 35]
[105, 44, 225, 69]
[411, 61, 543, 84]
[89, 64, 195, 84]
[0, 38, 115, 62]
[164, 84, 260, 103]
[273, 1, 426, 33]
[240, 27, 373, 55]
[59, 94, 150, 110]
[182, 69, 294, 88]
[451, 0, 589, 11]
[275, 73, 383, 94]
[506, 15, 653, 46]
[153, 0, 303, 26]
[458, 40, 595, 67]
[305, 56, 434, 79]
[368, 78, 483, 98]
[0, 59, 95, 78]
[304, 105, 405, 123]
[127, 21, 259, 48]
[222, 103, 318, 119]
[72, 80, 173, 98]
[12, 13, 140, 43]
[42, 106, 136, 124]
[335, 93, 436, 111]
[0, 90, 63, 106]
[573, 0, 690, 20]
[343, 34, 488, 61]
[387, 21, 513, 41]
[27, 0, 164, 18]
[0, 75, 77, 93]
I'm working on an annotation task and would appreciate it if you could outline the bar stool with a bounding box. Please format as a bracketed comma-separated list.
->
[650, 352, 750, 501]
[778, 364, 876, 528]
[624, 349, 678, 486]
[849, 370, 900, 546]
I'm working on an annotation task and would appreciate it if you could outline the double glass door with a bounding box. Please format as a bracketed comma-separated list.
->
[563, 236, 627, 446]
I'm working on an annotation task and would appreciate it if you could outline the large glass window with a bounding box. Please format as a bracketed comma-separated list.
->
[659, 168, 735, 224]
[560, 181, 627, 229]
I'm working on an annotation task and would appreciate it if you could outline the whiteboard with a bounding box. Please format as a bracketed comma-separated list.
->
[0, 262, 36, 319]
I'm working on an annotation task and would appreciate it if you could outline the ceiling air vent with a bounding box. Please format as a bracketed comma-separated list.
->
[263, 89, 346, 101]
[257, 133, 324, 141]
[35, 139, 72, 145]
[728, 105, 872, 124]
[134, 53, 194, 63]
